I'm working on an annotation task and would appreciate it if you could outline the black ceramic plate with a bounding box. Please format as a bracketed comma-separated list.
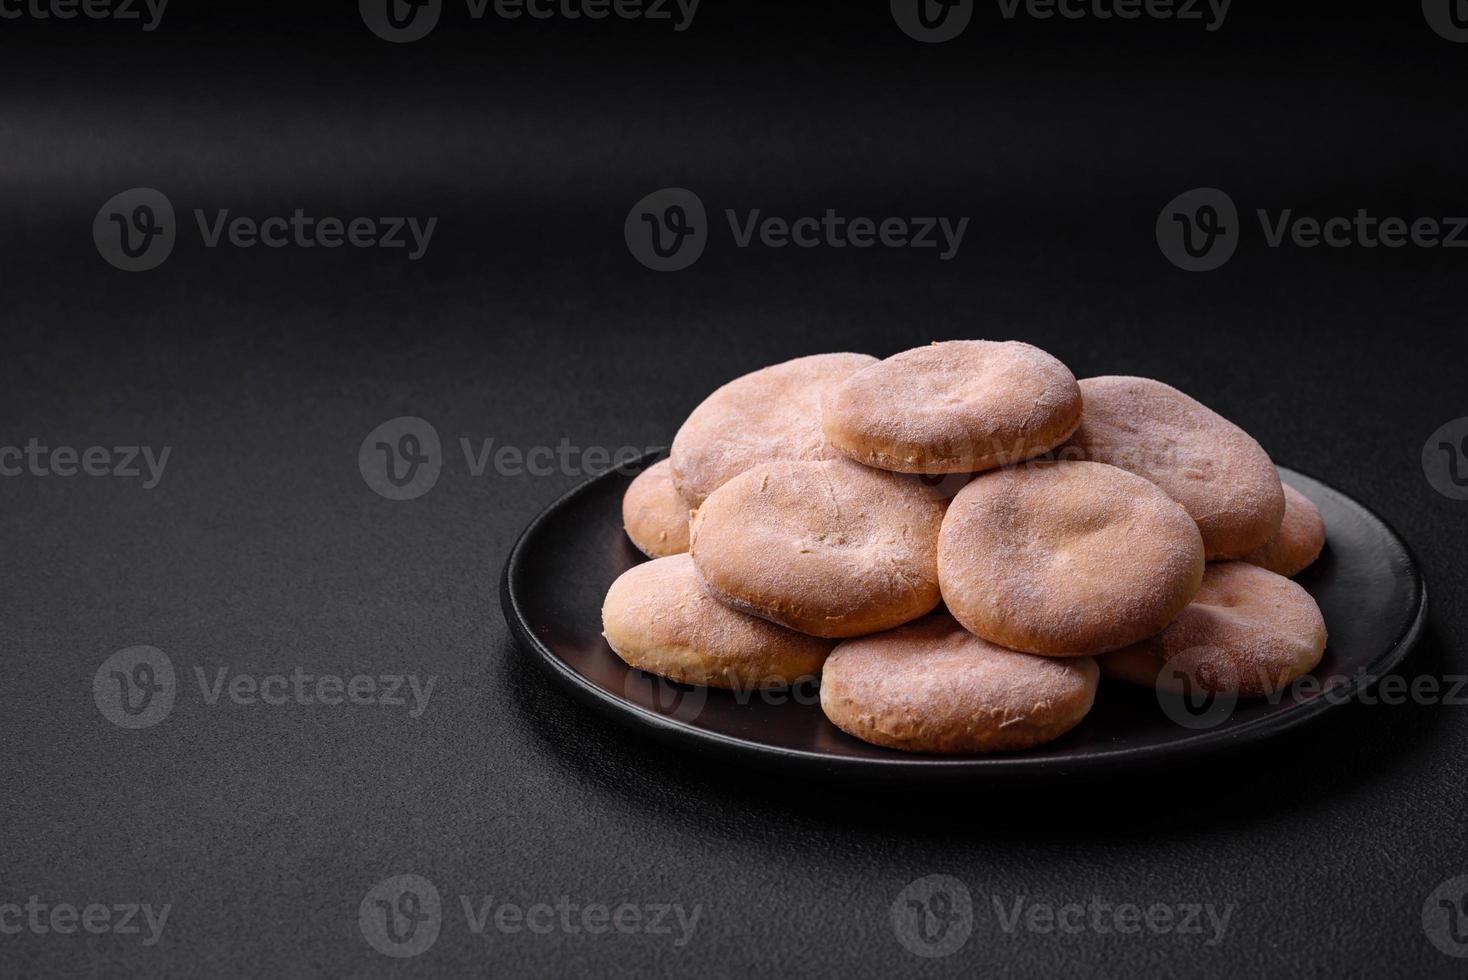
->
[502, 454, 1427, 780]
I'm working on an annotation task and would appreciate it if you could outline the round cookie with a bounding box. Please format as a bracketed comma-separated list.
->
[820, 614, 1099, 754]
[622, 459, 691, 558]
[689, 457, 945, 638]
[822, 340, 1083, 475]
[602, 554, 833, 689]
[670, 352, 878, 506]
[1098, 561, 1327, 698]
[939, 460, 1205, 656]
[1243, 481, 1326, 577]
[1058, 376, 1285, 560]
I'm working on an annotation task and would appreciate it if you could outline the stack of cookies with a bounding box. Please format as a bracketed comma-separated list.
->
[604, 341, 1328, 754]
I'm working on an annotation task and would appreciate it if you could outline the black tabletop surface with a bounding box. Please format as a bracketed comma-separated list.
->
[3, 4, 1466, 977]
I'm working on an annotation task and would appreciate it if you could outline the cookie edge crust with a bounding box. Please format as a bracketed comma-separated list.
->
[819, 657, 1099, 754]
[824, 409, 1084, 476]
[602, 632, 828, 690]
[693, 561, 941, 640]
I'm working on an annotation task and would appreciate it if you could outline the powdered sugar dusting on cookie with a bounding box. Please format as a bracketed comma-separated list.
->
[823, 340, 1083, 475]
[689, 457, 945, 638]
[938, 460, 1205, 655]
[669, 352, 877, 506]
[1062, 376, 1285, 559]
[1098, 561, 1327, 697]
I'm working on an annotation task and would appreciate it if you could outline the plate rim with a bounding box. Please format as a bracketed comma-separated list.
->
[501, 451, 1430, 779]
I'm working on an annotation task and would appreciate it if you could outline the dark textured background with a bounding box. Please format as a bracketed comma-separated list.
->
[3, 3, 1466, 977]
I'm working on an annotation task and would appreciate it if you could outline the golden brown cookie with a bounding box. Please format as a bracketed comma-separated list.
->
[938, 460, 1205, 656]
[819, 614, 1099, 754]
[689, 457, 945, 638]
[822, 340, 1083, 475]
[622, 459, 691, 558]
[1058, 376, 1285, 560]
[1243, 481, 1326, 577]
[1098, 561, 1327, 697]
[602, 554, 833, 689]
[670, 352, 878, 506]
